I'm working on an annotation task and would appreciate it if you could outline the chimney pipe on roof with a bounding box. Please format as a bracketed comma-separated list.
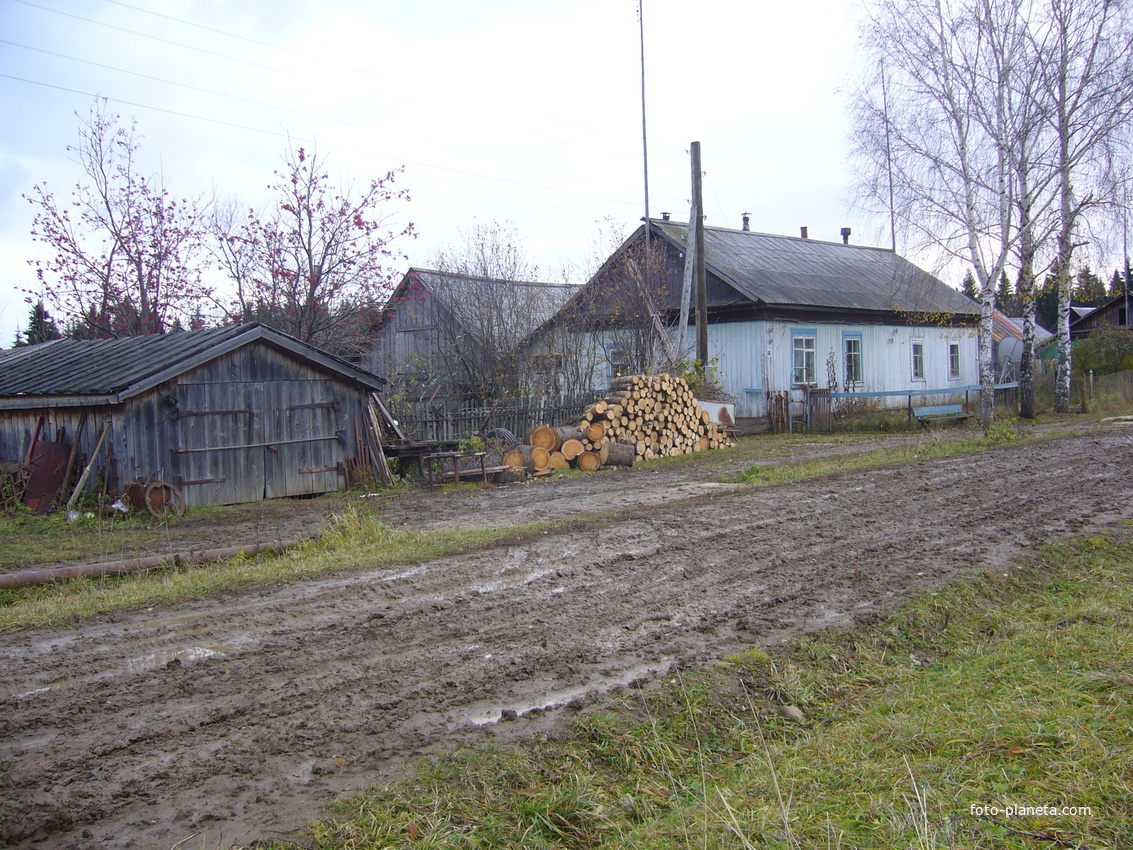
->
[840, 226, 852, 245]
[661, 211, 670, 221]
[800, 226, 808, 239]
[742, 212, 750, 231]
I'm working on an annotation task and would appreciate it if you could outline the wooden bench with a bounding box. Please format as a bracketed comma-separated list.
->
[913, 404, 973, 426]
[422, 451, 507, 488]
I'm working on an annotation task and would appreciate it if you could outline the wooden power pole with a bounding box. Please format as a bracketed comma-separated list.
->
[691, 141, 708, 368]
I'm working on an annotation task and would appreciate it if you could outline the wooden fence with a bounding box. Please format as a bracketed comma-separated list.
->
[387, 392, 603, 443]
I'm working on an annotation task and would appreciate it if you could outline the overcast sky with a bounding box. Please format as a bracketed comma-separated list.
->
[0, 0, 872, 345]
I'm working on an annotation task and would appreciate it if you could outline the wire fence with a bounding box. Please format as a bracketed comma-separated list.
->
[387, 392, 603, 443]
[1084, 369, 1133, 403]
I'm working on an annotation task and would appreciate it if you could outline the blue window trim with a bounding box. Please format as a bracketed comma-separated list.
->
[843, 332, 863, 385]
[791, 328, 818, 386]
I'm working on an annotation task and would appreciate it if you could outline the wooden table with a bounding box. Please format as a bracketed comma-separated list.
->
[421, 451, 490, 488]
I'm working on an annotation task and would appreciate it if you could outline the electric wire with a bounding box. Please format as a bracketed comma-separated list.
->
[0, 37, 644, 188]
[0, 71, 689, 210]
[14, 0, 689, 156]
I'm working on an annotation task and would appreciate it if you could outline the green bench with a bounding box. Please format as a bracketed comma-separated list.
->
[912, 404, 973, 426]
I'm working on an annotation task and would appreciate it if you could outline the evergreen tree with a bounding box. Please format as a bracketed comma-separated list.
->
[996, 270, 1013, 312]
[1110, 269, 1125, 298]
[960, 269, 978, 299]
[1074, 265, 1107, 305]
[12, 301, 62, 347]
[1037, 274, 1060, 331]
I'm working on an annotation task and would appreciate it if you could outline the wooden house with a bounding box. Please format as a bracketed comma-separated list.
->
[366, 268, 578, 399]
[531, 219, 983, 428]
[1070, 293, 1132, 340]
[0, 324, 386, 509]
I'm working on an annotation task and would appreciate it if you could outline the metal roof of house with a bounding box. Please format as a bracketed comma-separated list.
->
[652, 221, 980, 316]
[0, 323, 385, 403]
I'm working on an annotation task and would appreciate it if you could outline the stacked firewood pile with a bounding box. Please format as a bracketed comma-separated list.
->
[501, 374, 734, 478]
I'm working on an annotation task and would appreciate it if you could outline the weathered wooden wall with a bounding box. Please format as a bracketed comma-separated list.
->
[366, 277, 444, 388]
[0, 343, 372, 509]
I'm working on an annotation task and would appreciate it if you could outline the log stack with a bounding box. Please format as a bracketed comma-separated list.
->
[496, 374, 734, 482]
[577, 374, 733, 462]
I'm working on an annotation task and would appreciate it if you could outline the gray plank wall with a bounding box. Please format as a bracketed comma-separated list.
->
[0, 344, 372, 509]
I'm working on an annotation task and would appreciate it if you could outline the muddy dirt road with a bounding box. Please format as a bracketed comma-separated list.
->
[3, 428, 1133, 849]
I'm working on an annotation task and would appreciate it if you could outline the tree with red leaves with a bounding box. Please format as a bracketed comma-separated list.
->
[24, 100, 210, 338]
[212, 144, 414, 358]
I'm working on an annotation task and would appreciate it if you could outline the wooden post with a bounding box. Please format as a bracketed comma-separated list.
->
[51, 412, 88, 511]
[67, 421, 111, 510]
[692, 141, 708, 368]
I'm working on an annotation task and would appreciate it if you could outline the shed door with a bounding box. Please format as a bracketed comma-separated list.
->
[170, 380, 346, 507]
[171, 382, 265, 507]
[261, 380, 344, 499]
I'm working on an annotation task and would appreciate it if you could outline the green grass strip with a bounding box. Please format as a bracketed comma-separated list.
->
[0, 509, 560, 633]
[734, 423, 1026, 486]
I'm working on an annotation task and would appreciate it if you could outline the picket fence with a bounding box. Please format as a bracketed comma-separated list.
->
[388, 392, 603, 443]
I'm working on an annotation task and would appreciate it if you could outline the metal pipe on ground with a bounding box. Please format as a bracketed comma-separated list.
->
[0, 540, 297, 590]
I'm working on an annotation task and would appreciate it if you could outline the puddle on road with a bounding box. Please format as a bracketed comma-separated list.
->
[125, 643, 234, 673]
[12, 643, 237, 700]
[462, 660, 672, 726]
[470, 568, 558, 595]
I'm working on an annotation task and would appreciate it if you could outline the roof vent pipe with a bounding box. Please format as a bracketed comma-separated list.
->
[800, 226, 808, 239]
[840, 226, 852, 245]
[742, 212, 750, 231]
[661, 211, 670, 221]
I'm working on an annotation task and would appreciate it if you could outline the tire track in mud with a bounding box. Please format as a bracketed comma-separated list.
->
[2, 431, 1132, 849]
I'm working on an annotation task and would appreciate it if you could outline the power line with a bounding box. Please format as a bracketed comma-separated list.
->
[0, 72, 690, 210]
[14, 0, 688, 158]
[0, 38, 629, 187]
[0, 38, 344, 126]
[9, 0, 286, 72]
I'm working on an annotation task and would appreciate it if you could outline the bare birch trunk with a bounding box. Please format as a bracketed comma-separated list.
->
[979, 284, 997, 424]
[1020, 286, 1037, 419]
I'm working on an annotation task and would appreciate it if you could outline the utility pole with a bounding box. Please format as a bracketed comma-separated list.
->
[880, 60, 897, 253]
[638, 0, 650, 272]
[691, 141, 708, 368]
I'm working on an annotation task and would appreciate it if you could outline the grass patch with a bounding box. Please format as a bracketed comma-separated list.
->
[292, 531, 1133, 850]
[0, 508, 562, 633]
[734, 426, 1028, 486]
[0, 508, 190, 570]
[0, 494, 367, 570]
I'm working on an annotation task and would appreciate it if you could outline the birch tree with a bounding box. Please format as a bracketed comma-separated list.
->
[854, 0, 1133, 419]
[853, 0, 1021, 423]
[1032, 0, 1133, 412]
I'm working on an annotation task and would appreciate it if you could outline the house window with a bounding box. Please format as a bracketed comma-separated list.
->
[844, 335, 862, 387]
[792, 331, 817, 386]
[948, 342, 961, 379]
[912, 341, 925, 381]
[608, 347, 631, 378]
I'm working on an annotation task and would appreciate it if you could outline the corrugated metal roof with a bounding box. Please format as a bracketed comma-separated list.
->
[653, 221, 980, 316]
[0, 323, 385, 400]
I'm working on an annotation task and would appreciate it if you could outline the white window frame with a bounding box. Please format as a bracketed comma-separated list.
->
[843, 333, 863, 387]
[608, 347, 631, 380]
[912, 340, 926, 381]
[792, 330, 817, 386]
[948, 342, 961, 379]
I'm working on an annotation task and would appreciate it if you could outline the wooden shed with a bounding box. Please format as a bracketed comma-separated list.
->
[0, 324, 386, 509]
